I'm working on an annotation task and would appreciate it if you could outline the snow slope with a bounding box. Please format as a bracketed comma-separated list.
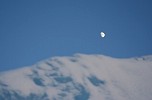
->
[0, 54, 152, 100]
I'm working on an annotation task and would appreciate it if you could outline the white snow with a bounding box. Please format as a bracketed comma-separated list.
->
[0, 54, 152, 100]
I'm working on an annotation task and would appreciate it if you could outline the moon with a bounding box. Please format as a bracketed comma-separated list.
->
[100, 32, 105, 38]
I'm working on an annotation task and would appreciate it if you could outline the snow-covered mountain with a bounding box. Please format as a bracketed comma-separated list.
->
[0, 54, 152, 100]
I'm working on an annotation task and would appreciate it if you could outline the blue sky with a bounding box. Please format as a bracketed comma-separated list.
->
[0, 0, 152, 71]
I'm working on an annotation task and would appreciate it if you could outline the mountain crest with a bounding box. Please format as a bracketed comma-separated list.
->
[0, 54, 152, 100]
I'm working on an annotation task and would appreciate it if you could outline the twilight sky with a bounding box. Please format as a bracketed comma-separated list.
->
[0, 0, 152, 71]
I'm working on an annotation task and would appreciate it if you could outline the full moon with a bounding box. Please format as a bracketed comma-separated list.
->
[100, 32, 105, 38]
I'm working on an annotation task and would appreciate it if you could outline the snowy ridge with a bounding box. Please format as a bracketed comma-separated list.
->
[0, 54, 152, 100]
[133, 55, 152, 61]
